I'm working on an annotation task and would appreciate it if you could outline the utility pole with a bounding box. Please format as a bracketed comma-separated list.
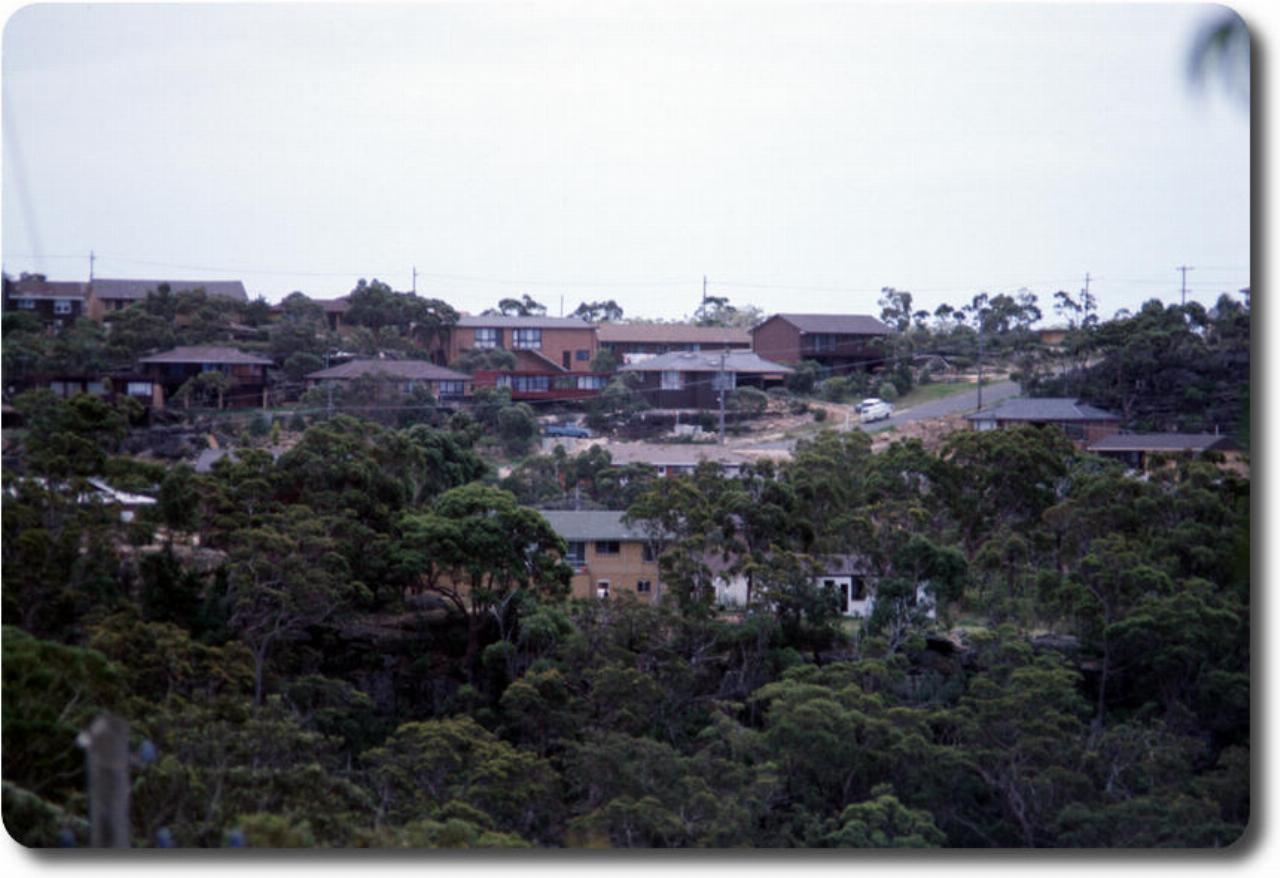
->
[702, 275, 707, 301]
[1083, 271, 1090, 298]
[89, 250, 95, 282]
[78, 713, 131, 848]
[717, 350, 727, 445]
[1176, 265, 1194, 307]
[976, 319, 985, 411]
[411, 266, 417, 294]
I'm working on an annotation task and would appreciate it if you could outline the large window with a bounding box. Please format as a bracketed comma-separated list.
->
[436, 380, 466, 397]
[576, 375, 606, 390]
[711, 371, 737, 391]
[473, 327, 499, 349]
[660, 370, 683, 390]
[808, 333, 839, 352]
[53, 300, 74, 315]
[511, 375, 550, 393]
[16, 298, 34, 310]
[595, 540, 620, 556]
[512, 328, 542, 349]
[565, 541, 586, 568]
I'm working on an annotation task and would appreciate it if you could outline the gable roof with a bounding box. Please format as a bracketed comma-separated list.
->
[756, 313, 894, 335]
[138, 346, 273, 366]
[1087, 432, 1240, 453]
[596, 323, 751, 345]
[619, 349, 793, 374]
[305, 358, 470, 382]
[965, 397, 1121, 422]
[457, 315, 595, 329]
[538, 509, 653, 541]
[91, 278, 248, 302]
[5, 279, 91, 301]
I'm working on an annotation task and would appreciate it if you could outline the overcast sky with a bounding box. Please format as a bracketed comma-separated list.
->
[0, 1, 1251, 322]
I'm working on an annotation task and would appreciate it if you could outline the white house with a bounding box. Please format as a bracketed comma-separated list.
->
[712, 553, 935, 620]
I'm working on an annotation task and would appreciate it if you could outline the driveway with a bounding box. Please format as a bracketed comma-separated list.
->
[741, 379, 1020, 451]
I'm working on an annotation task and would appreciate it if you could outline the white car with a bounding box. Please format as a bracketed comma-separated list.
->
[858, 398, 895, 423]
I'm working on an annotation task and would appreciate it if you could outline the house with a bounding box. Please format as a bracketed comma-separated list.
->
[618, 350, 792, 409]
[5, 477, 156, 523]
[471, 370, 610, 401]
[1087, 432, 1245, 473]
[965, 397, 1121, 445]
[2, 275, 90, 329]
[86, 278, 248, 321]
[597, 323, 751, 363]
[713, 553, 935, 620]
[28, 372, 161, 408]
[434, 315, 599, 373]
[1037, 326, 1070, 348]
[538, 510, 665, 602]
[137, 346, 273, 408]
[304, 358, 471, 401]
[750, 313, 894, 371]
[603, 442, 754, 477]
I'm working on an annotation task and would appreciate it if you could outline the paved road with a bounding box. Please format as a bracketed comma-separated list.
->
[743, 380, 1020, 451]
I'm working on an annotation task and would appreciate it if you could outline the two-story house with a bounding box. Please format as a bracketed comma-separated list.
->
[86, 278, 249, 321]
[2, 275, 90, 329]
[750, 313, 894, 372]
[305, 358, 471, 402]
[138, 345, 273, 409]
[618, 350, 791, 409]
[539, 510, 665, 603]
[597, 323, 751, 363]
[436, 315, 598, 372]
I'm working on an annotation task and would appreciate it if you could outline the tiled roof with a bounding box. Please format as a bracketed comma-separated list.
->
[757, 313, 894, 335]
[537, 509, 652, 541]
[305, 359, 470, 381]
[5, 279, 90, 301]
[965, 397, 1121, 422]
[597, 323, 751, 345]
[457, 315, 595, 329]
[91, 278, 248, 302]
[138, 346, 273, 365]
[618, 350, 793, 374]
[1088, 432, 1239, 453]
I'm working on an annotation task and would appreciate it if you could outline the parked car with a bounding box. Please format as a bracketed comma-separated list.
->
[544, 423, 592, 438]
[858, 398, 895, 423]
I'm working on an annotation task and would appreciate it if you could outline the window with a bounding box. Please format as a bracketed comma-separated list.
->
[437, 380, 465, 397]
[127, 382, 153, 397]
[16, 298, 34, 310]
[851, 577, 866, 600]
[808, 333, 839, 352]
[594, 540, 620, 556]
[642, 543, 656, 562]
[86, 382, 106, 396]
[473, 327, 499, 349]
[565, 541, 586, 568]
[637, 580, 652, 594]
[512, 328, 542, 349]
[661, 370, 683, 390]
[575, 349, 591, 361]
[577, 375, 606, 390]
[512, 375, 550, 393]
[712, 371, 737, 391]
[53, 299, 74, 315]
[596, 580, 610, 599]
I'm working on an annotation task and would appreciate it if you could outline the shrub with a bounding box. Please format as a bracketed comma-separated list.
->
[813, 408, 828, 422]
[877, 381, 899, 402]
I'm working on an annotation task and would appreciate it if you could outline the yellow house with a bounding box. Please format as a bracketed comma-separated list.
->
[538, 510, 665, 603]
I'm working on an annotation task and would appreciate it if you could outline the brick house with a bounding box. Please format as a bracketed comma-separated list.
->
[750, 313, 894, 371]
[138, 345, 273, 408]
[965, 397, 1122, 445]
[618, 350, 792, 409]
[304, 358, 471, 401]
[86, 279, 248, 321]
[539, 510, 665, 602]
[2, 276, 91, 329]
[597, 323, 751, 362]
[434, 315, 598, 373]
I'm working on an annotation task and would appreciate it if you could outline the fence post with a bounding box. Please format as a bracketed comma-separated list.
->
[78, 712, 131, 848]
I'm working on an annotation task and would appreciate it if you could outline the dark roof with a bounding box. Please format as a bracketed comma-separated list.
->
[5, 279, 90, 301]
[91, 279, 248, 302]
[619, 350, 793, 374]
[538, 510, 652, 541]
[305, 359, 470, 381]
[1088, 433, 1240, 453]
[597, 323, 751, 345]
[138, 346, 273, 365]
[457, 315, 595, 329]
[756, 313, 894, 335]
[965, 398, 1121, 422]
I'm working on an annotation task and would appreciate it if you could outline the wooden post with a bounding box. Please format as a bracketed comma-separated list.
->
[78, 713, 131, 848]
